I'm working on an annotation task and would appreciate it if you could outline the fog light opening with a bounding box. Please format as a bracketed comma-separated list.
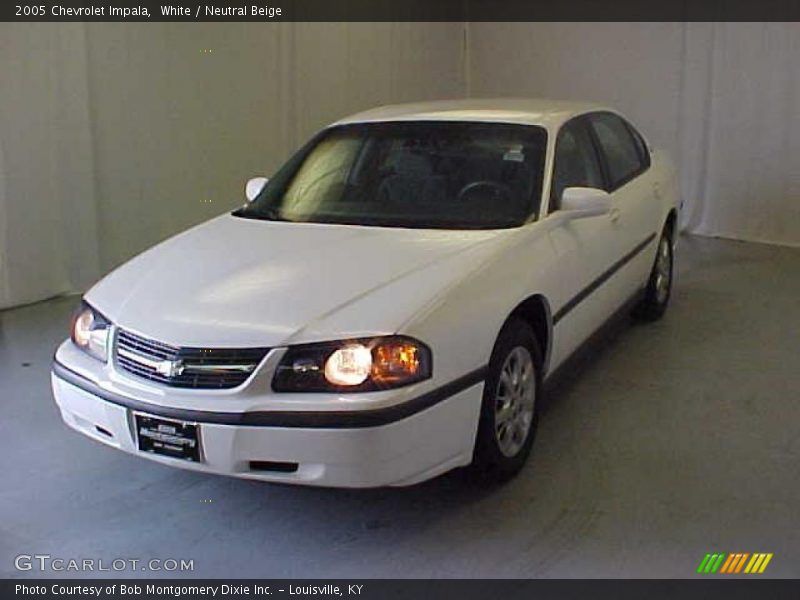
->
[249, 460, 299, 473]
[95, 425, 113, 438]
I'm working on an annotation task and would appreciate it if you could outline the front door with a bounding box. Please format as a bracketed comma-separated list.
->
[545, 117, 624, 370]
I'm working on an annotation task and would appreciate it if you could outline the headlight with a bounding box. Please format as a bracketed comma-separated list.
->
[70, 301, 111, 362]
[272, 336, 432, 393]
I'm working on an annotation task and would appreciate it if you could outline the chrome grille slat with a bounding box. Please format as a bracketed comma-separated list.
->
[115, 328, 269, 389]
[118, 330, 177, 353]
[118, 342, 174, 360]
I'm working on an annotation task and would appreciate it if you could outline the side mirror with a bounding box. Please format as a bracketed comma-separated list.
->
[245, 177, 269, 202]
[560, 187, 611, 219]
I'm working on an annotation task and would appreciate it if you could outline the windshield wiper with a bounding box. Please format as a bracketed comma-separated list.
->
[233, 206, 288, 222]
[260, 206, 288, 221]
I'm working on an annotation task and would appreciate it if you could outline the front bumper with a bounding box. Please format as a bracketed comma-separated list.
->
[51, 342, 485, 488]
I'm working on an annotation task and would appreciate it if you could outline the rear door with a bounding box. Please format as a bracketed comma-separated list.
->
[586, 112, 661, 298]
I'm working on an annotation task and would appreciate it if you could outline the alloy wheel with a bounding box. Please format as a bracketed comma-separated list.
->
[654, 235, 672, 304]
[493, 346, 536, 458]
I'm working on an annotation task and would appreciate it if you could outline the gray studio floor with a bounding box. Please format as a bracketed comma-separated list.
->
[1, 234, 798, 578]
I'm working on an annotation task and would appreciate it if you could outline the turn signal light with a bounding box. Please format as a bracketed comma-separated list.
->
[371, 341, 422, 384]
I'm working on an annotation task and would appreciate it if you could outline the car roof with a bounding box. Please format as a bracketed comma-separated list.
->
[334, 98, 610, 132]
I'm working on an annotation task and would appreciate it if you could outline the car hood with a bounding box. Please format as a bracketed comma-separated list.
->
[86, 214, 508, 347]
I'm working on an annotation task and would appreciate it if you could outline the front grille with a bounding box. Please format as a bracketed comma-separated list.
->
[115, 328, 269, 389]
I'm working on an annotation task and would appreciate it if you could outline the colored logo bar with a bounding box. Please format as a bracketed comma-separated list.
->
[697, 553, 773, 574]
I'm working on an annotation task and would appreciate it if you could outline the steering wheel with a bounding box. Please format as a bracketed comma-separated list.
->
[457, 180, 511, 202]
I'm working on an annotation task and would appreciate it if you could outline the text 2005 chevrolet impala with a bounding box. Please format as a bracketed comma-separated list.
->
[51, 99, 679, 487]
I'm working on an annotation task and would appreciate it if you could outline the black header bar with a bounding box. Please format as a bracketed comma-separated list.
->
[4, 0, 800, 22]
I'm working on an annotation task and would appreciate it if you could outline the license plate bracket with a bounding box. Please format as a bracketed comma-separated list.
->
[134, 413, 202, 462]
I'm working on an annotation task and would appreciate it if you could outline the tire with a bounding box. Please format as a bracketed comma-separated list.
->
[634, 224, 674, 321]
[470, 318, 542, 482]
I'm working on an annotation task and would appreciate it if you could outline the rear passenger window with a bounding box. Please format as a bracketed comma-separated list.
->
[589, 113, 646, 188]
[626, 122, 650, 167]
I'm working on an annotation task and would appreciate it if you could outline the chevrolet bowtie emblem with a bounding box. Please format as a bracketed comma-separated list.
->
[155, 359, 184, 378]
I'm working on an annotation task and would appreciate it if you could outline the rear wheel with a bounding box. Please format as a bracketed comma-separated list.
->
[471, 319, 542, 482]
[634, 224, 674, 321]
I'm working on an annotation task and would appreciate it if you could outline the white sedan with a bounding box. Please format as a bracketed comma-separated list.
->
[51, 99, 679, 487]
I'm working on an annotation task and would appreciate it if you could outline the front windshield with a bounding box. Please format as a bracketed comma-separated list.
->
[235, 121, 547, 229]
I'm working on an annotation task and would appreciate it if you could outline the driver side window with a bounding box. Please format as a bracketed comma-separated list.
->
[550, 120, 604, 212]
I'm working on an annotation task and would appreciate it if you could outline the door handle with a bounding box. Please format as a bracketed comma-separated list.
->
[609, 207, 621, 222]
[652, 183, 662, 200]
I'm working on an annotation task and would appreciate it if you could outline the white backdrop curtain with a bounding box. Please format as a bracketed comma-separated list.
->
[678, 23, 799, 245]
[1, 22, 798, 310]
[0, 22, 466, 309]
[0, 24, 99, 309]
[468, 22, 800, 247]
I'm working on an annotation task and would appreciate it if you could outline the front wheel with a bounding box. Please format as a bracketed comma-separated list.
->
[634, 225, 674, 321]
[470, 319, 542, 482]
